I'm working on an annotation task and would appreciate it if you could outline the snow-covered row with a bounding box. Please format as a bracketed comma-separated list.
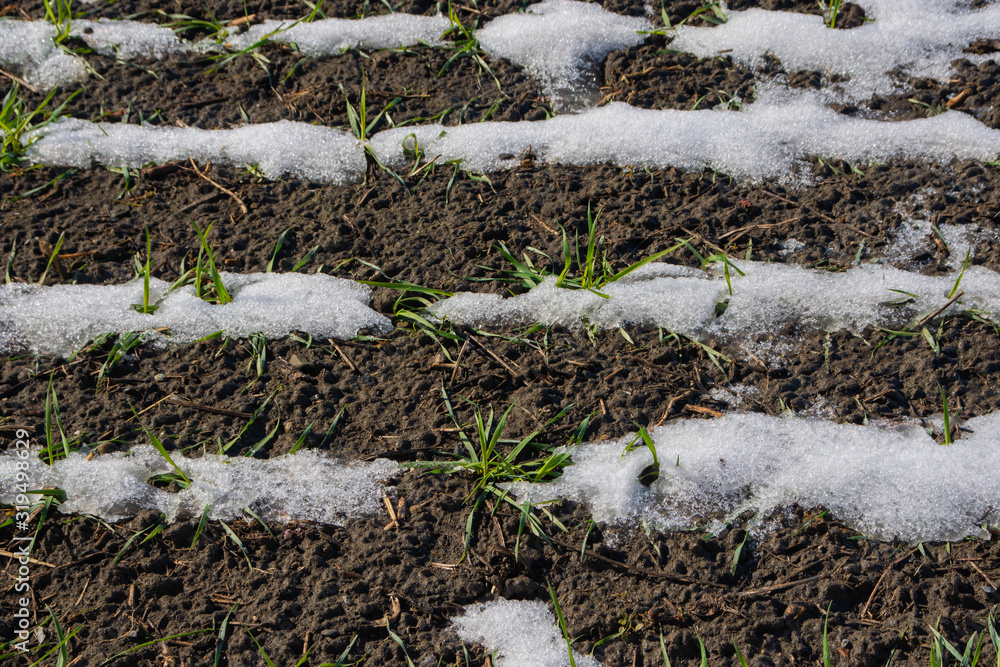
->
[671, 0, 1000, 102]
[24, 118, 365, 183]
[372, 85, 1000, 182]
[429, 257, 1000, 343]
[0, 272, 390, 357]
[507, 411, 1000, 542]
[224, 13, 450, 54]
[6, 0, 996, 105]
[453, 599, 602, 667]
[26, 85, 1000, 183]
[0, 445, 398, 524]
[0, 14, 449, 91]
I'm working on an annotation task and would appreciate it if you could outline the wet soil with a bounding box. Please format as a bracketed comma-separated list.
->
[3, 0, 1000, 665]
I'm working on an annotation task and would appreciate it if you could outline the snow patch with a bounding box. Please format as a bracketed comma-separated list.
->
[506, 412, 1000, 542]
[477, 0, 651, 110]
[0, 446, 398, 524]
[429, 259, 1000, 341]
[72, 19, 186, 60]
[0, 272, 390, 357]
[25, 117, 365, 183]
[225, 14, 450, 55]
[0, 20, 88, 90]
[453, 599, 603, 667]
[372, 87, 1000, 183]
[669, 0, 1000, 102]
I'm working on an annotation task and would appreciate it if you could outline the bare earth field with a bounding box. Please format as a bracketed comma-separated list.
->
[3, 0, 1000, 665]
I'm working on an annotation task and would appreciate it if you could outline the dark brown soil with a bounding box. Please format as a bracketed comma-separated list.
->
[3, 0, 1000, 665]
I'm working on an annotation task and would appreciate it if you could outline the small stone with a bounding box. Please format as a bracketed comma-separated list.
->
[154, 373, 166, 381]
[983, 585, 996, 595]
[321, 629, 336, 637]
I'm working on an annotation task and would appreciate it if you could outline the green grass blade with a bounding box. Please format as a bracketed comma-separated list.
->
[218, 521, 252, 569]
[38, 231, 65, 286]
[733, 641, 749, 667]
[214, 603, 237, 667]
[949, 249, 972, 299]
[823, 602, 832, 667]
[133, 408, 190, 484]
[548, 582, 577, 667]
[731, 531, 749, 575]
[289, 421, 315, 454]
[97, 629, 213, 666]
[247, 629, 276, 667]
[385, 621, 417, 667]
[191, 504, 211, 548]
[267, 227, 291, 272]
[660, 632, 672, 667]
[607, 239, 688, 284]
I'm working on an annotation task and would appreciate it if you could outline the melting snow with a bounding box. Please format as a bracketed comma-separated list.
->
[429, 259, 1000, 341]
[225, 14, 450, 55]
[669, 0, 1000, 102]
[0, 446, 398, 524]
[477, 0, 651, 110]
[25, 117, 365, 183]
[507, 412, 1000, 542]
[0, 20, 88, 90]
[0, 272, 390, 357]
[372, 86, 1000, 183]
[453, 599, 603, 667]
[72, 19, 187, 59]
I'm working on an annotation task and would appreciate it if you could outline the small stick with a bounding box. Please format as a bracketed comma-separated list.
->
[915, 290, 964, 329]
[528, 213, 557, 234]
[0, 550, 54, 567]
[331, 342, 357, 372]
[685, 404, 723, 418]
[188, 158, 248, 215]
[969, 561, 998, 590]
[166, 396, 252, 419]
[0, 68, 37, 92]
[861, 547, 918, 618]
[74, 578, 91, 606]
[550, 537, 725, 587]
[382, 496, 399, 530]
[467, 334, 521, 377]
[450, 338, 469, 384]
[736, 574, 829, 598]
[176, 192, 222, 215]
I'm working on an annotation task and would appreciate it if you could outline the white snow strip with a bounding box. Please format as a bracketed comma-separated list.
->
[0, 272, 390, 357]
[507, 412, 1000, 542]
[669, 0, 1000, 102]
[25, 117, 365, 183]
[429, 259, 1000, 341]
[453, 599, 602, 667]
[0, 446, 398, 524]
[225, 14, 450, 55]
[72, 18, 187, 60]
[476, 0, 651, 110]
[371, 87, 1000, 182]
[0, 20, 88, 90]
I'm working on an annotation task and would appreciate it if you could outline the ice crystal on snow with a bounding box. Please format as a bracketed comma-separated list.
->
[477, 0, 651, 110]
[25, 118, 366, 183]
[453, 599, 603, 667]
[0, 273, 390, 357]
[507, 412, 1000, 542]
[0, 447, 398, 524]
